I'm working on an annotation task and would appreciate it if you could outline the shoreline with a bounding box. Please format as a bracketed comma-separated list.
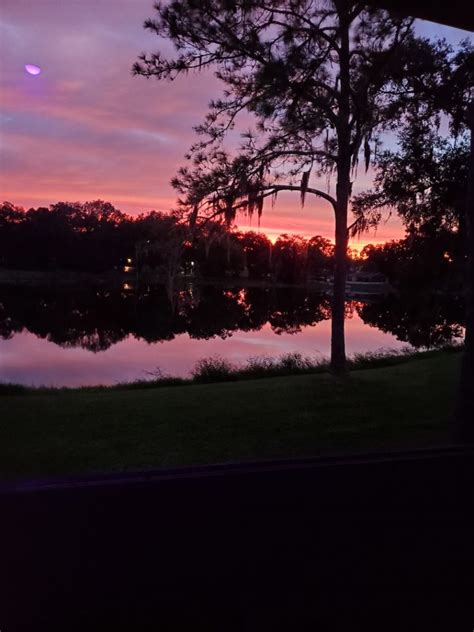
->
[0, 268, 390, 293]
[0, 346, 461, 394]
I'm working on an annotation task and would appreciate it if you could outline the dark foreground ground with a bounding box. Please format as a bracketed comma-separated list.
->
[1, 447, 474, 631]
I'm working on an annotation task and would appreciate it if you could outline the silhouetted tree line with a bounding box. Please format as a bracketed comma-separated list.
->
[359, 230, 464, 292]
[1, 198, 467, 289]
[0, 196, 465, 291]
[0, 200, 171, 273]
[0, 284, 463, 354]
[1, 200, 337, 283]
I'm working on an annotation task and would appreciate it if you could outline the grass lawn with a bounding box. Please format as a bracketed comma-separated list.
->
[0, 350, 461, 480]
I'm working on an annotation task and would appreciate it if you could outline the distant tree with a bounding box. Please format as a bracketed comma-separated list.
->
[191, 222, 244, 277]
[307, 236, 335, 279]
[134, 0, 451, 374]
[0, 201, 24, 226]
[235, 231, 273, 278]
[0, 202, 25, 267]
[194, 220, 228, 262]
[135, 211, 187, 299]
[79, 200, 127, 230]
[22, 205, 73, 269]
[361, 233, 463, 291]
[0, 200, 134, 272]
[272, 234, 308, 284]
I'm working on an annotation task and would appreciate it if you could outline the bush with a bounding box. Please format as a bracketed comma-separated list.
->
[191, 356, 237, 383]
[242, 352, 325, 378]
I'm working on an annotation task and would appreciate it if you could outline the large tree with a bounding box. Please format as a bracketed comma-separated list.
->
[133, 0, 439, 374]
[352, 40, 474, 438]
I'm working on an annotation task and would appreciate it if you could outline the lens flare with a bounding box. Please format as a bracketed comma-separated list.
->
[25, 64, 41, 76]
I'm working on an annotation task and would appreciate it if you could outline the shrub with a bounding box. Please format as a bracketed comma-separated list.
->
[191, 356, 237, 383]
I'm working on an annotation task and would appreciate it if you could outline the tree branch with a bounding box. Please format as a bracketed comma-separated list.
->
[265, 184, 337, 210]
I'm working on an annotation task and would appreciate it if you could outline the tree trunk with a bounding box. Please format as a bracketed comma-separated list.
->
[330, 2, 351, 376]
[452, 102, 474, 441]
[226, 232, 231, 266]
[331, 199, 349, 374]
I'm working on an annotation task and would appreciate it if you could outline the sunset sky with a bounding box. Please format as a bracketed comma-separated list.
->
[1, 1, 472, 249]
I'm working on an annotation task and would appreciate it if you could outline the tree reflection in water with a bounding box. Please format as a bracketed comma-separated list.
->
[356, 292, 464, 348]
[0, 284, 464, 353]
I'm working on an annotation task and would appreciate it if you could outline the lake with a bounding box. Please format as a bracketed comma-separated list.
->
[0, 283, 464, 387]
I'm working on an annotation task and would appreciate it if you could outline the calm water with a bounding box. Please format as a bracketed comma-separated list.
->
[0, 284, 464, 387]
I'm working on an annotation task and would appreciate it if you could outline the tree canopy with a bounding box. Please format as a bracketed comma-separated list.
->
[352, 38, 474, 239]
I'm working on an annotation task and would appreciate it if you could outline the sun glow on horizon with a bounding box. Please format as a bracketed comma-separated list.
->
[236, 224, 394, 251]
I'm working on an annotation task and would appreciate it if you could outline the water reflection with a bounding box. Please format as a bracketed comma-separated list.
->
[0, 284, 464, 386]
[0, 284, 334, 351]
[356, 292, 464, 348]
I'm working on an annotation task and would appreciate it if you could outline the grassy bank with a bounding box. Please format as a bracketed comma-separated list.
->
[0, 349, 461, 480]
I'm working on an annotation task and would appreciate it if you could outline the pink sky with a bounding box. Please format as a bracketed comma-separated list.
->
[1, 1, 472, 248]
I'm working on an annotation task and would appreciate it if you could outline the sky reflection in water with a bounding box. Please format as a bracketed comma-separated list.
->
[0, 285, 464, 387]
[1, 316, 407, 387]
